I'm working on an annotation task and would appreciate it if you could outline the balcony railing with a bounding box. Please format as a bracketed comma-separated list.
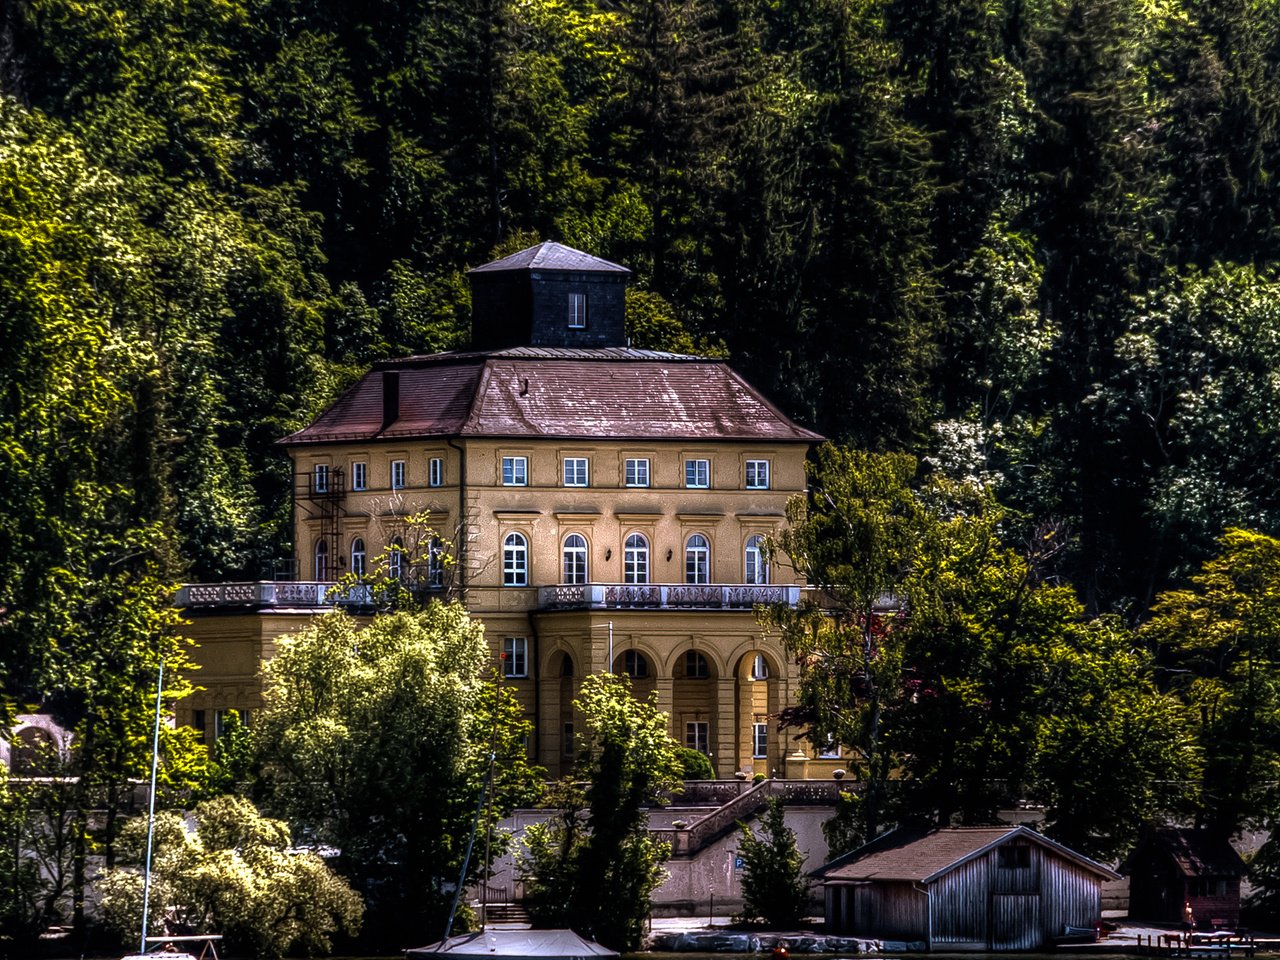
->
[538, 583, 801, 611]
[175, 582, 372, 609]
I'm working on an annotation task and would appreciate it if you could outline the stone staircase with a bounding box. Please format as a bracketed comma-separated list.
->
[482, 902, 531, 925]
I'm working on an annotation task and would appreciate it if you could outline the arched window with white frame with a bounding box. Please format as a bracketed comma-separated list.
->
[388, 536, 405, 581]
[351, 538, 366, 577]
[314, 540, 330, 580]
[563, 534, 588, 584]
[504, 532, 529, 586]
[745, 535, 769, 584]
[624, 533, 649, 584]
[685, 534, 710, 584]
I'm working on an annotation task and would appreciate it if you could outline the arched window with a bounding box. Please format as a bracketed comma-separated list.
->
[624, 533, 649, 584]
[388, 536, 405, 581]
[684, 651, 710, 679]
[314, 540, 330, 580]
[504, 532, 528, 586]
[351, 538, 366, 577]
[750, 653, 770, 680]
[427, 537, 445, 588]
[563, 534, 588, 584]
[745, 535, 768, 584]
[622, 650, 650, 678]
[685, 534, 710, 584]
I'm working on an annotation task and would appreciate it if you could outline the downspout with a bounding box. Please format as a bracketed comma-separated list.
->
[447, 437, 467, 601]
[913, 882, 932, 951]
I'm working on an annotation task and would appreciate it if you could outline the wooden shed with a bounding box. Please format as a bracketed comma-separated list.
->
[813, 825, 1119, 951]
[1126, 827, 1247, 929]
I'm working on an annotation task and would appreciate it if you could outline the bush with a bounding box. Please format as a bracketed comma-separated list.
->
[675, 747, 715, 780]
[738, 798, 809, 927]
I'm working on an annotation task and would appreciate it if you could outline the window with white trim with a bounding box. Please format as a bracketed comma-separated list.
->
[388, 536, 405, 580]
[625, 458, 650, 487]
[503, 637, 528, 677]
[568, 292, 587, 329]
[818, 733, 841, 758]
[746, 459, 770, 489]
[503, 532, 528, 586]
[624, 533, 649, 584]
[502, 456, 528, 486]
[351, 538, 366, 577]
[313, 464, 329, 494]
[685, 534, 710, 584]
[750, 653, 769, 680]
[562, 534, 588, 584]
[685, 458, 710, 488]
[563, 457, 589, 487]
[391, 459, 406, 489]
[686, 721, 710, 755]
[745, 535, 769, 584]
[314, 540, 330, 580]
[429, 457, 444, 487]
[351, 462, 367, 491]
[427, 537, 445, 588]
[753, 722, 768, 759]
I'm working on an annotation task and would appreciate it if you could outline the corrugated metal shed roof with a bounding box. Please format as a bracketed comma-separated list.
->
[280, 349, 821, 445]
[468, 241, 630, 274]
[815, 825, 1119, 884]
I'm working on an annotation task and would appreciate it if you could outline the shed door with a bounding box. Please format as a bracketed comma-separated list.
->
[991, 894, 1041, 951]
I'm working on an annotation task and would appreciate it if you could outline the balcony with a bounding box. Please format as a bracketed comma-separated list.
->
[537, 583, 801, 611]
[174, 581, 373, 609]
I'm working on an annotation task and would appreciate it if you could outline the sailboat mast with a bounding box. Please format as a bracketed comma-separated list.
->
[139, 661, 164, 955]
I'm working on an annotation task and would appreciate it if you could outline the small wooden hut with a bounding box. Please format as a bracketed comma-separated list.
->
[1126, 827, 1247, 929]
[813, 825, 1119, 951]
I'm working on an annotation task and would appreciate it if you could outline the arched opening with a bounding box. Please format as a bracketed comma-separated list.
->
[745, 535, 769, 584]
[563, 533, 588, 584]
[314, 540, 330, 580]
[624, 533, 649, 584]
[685, 534, 710, 584]
[388, 536, 405, 580]
[674, 649, 718, 774]
[351, 538, 366, 577]
[614, 648, 656, 700]
[503, 532, 528, 586]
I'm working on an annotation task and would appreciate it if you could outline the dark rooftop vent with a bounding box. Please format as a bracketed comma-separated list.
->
[468, 241, 630, 350]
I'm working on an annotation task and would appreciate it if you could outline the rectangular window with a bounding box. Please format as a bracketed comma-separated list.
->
[563, 722, 575, 757]
[563, 457, 589, 487]
[429, 457, 444, 487]
[351, 462, 367, 491]
[391, 459, 406, 489]
[503, 637, 528, 678]
[313, 463, 329, 494]
[192, 710, 206, 739]
[753, 722, 768, 759]
[998, 845, 1032, 870]
[686, 721, 710, 755]
[819, 734, 841, 759]
[625, 458, 650, 487]
[568, 292, 588, 329]
[214, 708, 248, 739]
[746, 459, 770, 489]
[502, 456, 528, 486]
[685, 458, 710, 488]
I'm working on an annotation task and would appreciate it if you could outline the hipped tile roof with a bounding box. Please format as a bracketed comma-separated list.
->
[279, 348, 821, 445]
[1143, 828, 1248, 878]
[814, 825, 1119, 884]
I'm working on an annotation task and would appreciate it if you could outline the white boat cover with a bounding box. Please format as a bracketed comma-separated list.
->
[406, 929, 618, 960]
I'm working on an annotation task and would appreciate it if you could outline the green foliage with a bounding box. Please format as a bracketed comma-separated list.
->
[737, 798, 810, 927]
[97, 795, 363, 958]
[256, 607, 541, 947]
[520, 673, 681, 951]
[674, 746, 715, 781]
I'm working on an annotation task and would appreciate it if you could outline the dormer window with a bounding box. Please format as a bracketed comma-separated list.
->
[568, 292, 587, 329]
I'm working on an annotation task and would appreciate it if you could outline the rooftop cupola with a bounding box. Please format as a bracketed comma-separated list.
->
[467, 241, 631, 350]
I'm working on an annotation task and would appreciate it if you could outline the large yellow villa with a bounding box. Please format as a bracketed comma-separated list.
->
[175, 242, 843, 779]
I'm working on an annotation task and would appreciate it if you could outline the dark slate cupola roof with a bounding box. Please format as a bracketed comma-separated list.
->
[468, 241, 630, 350]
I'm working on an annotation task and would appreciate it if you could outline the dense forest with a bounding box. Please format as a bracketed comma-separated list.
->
[4, 0, 1280, 617]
